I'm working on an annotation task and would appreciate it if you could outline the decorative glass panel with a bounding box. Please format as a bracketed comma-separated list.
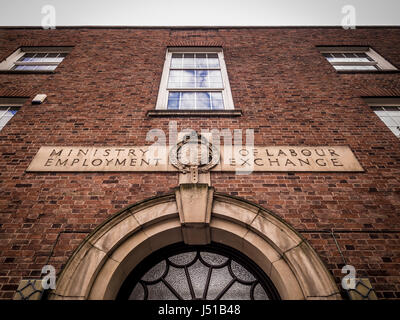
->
[124, 246, 278, 300]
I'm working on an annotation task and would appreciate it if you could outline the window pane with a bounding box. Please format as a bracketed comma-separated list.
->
[389, 127, 400, 136]
[0, 107, 18, 131]
[207, 53, 219, 68]
[171, 53, 182, 68]
[206, 266, 233, 300]
[392, 116, 400, 125]
[35, 65, 52, 70]
[180, 92, 195, 109]
[334, 65, 377, 71]
[182, 70, 195, 88]
[16, 65, 56, 71]
[380, 116, 397, 126]
[220, 281, 252, 300]
[167, 92, 180, 109]
[182, 53, 195, 68]
[0, 118, 9, 130]
[0, 107, 10, 116]
[196, 92, 211, 109]
[354, 52, 372, 61]
[196, 54, 207, 68]
[385, 107, 400, 116]
[324, 52, 374, 64]
[29, 52, 46, 62]
[168, 70, 223, 89]
[339, 57, 371, 63]
[208, 70, 223, 88]
[187, 259, 209, 298]
[42, 56, 64, 63]
[211, 92, 224, 110]
[254, 283, 269, 300]
[147, 282, 178, 300]
[332, 53, 345, 58]
[196, 70, 209, 88]
[18, 53, 35, 62]
[5, 108, 18, 116]
[14, 51, 68, 70]
[21, 65, 39, 70]
[26, 65, 38, 70]
[168, 70, 182, 88]
[167, 91, 224, 110]
[164, 266, 192, 300]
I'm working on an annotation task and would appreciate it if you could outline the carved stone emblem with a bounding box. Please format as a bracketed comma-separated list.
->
[169, 133, 219, 183]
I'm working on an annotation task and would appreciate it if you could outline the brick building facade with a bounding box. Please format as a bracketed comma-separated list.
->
[0, 26, 399, 300]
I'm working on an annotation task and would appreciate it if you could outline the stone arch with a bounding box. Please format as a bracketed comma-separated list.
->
[49, 188, 341, 300]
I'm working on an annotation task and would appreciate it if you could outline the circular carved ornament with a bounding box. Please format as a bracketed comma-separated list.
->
[169, 133, 220, 173]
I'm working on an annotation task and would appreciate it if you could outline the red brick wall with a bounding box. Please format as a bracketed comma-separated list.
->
[0, 27, 399, 299]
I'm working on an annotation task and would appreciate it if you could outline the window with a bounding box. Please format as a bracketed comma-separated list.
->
[0, 47, 72, 72]
[318, 47, 398, 72]
[0, 98, 27, 131]
[117, 243, 280, 300]
[364, 98, 400, 138]
[155, 48, 235, 111]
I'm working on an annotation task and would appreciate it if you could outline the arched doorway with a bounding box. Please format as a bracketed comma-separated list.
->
[49, 189, 341, 300]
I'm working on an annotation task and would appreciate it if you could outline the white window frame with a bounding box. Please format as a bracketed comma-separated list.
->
[0, 98, 27, 131]
[155, 47, 235, 110]
[363, 97, 400, 138]
[0, 47, 72, 71]
[318, 46, 398, 71]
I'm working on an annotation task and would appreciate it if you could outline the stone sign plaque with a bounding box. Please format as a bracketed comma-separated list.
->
[26, 146, 364, 172]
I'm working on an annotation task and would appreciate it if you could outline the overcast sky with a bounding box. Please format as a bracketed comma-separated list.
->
[0, 0, 399, 26]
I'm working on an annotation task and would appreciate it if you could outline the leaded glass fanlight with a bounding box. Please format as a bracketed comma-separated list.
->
[117, 243, 280, 300]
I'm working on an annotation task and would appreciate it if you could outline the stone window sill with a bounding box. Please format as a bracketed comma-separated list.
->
[147, 109, 243, 117]
[0, 70, 56, 74]
[336, 70, 399, 74]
